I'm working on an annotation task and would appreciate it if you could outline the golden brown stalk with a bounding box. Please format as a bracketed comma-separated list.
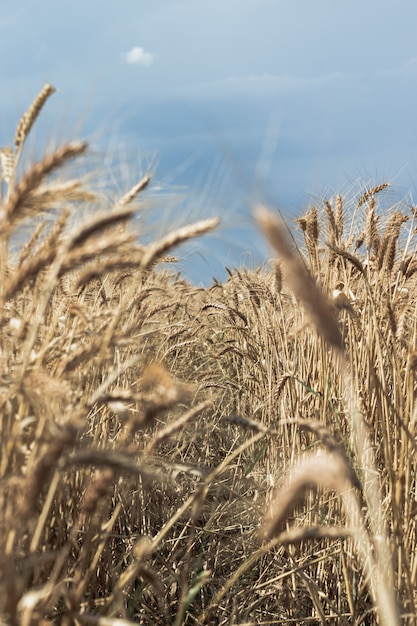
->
[341, 367, 400, 625]
[4, 141, 88, 226]
[14, 83, 56, 149]
[357, 182, 390, 208]
[140, 217, 220, 271]
[262, 442, 400, 625]
[255, 205, 343, 352]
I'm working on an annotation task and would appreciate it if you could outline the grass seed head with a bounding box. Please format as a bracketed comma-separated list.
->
[14, 83, 56, 149]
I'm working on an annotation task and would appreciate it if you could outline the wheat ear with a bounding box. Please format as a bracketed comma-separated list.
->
[255, 206, 343, 352]
[0, 147, 15, 185]
[4, 142, 87, 227]
[115, 173, 151, 208]
[324, 199, 338, 243]
[140, 217, 220, 271]
[326, 242, 364, 273]
[262, 452, 355, 539]
[357, 182, 390, 208]
[335, 194, 344, 240]
[14, 83, 56, 149]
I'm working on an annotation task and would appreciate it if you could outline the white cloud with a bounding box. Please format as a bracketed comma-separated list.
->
[123, 46, 154, 67]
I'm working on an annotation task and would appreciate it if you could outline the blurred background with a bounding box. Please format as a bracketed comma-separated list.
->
[1, 0, 417, 283]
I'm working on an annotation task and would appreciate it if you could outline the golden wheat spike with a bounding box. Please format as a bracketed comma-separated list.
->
[262, 452, 354, 539]
[306, 205, 319, 246]
[357, 182, 390, 208]
[5, 141, 88, 224]
[326, 241, 364, 273]
[116, 173, 151, 209]
[14, 83, 56, 149]
[255, 205, 344, 352]
[324, 199, 338, 242]
[273, 261, 282, 294]
[140, 217, 220, 271]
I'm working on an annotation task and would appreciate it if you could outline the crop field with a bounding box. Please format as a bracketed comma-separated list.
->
[0, 85, 416, 625]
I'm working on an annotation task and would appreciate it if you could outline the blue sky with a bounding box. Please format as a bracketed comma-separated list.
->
[1, 0, 417, 281]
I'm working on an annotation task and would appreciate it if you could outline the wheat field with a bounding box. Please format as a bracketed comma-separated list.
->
[0, 84, 416, 625]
